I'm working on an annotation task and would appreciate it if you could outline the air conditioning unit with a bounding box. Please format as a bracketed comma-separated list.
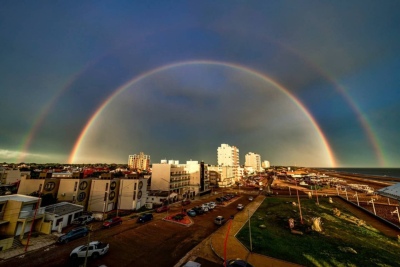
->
[61, 193, 66, 196]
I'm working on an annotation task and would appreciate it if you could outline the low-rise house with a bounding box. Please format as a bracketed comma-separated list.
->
[44, 202, 84, 232]
[0, 194, 45, 251]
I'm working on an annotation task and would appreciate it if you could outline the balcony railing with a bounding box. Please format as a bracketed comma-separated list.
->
[19, 207, 45, 219]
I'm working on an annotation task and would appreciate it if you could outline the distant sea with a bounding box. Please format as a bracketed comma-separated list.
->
[315, 168, 400, 180]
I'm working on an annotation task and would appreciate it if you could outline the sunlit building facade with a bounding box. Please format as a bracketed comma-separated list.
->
[128, 152, 150, 171]
[217, 144, 240, 181]
[245, 152, 262, 172]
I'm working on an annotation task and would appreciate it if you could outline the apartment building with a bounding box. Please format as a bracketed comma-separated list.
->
[208, 165, 235, 187]
[128, 152, 150, 171]
[17, 174, 60, 199]
[151, 160, 189, 202]
[245, 152, 262, 172]
[0, 194, 45, 250]
[217, 144, 240, 181]
[87, 173, 120, 215]
[55, 172, 92, 209]
[185, 160, 210, 197]
[117, 173, 148, 211]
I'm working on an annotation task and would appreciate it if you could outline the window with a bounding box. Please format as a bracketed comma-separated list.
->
[74, 182, 78, 191]
[105, 183, 109, 191]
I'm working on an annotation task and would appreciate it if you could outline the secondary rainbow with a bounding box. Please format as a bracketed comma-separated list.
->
[69, 60, 337, 166]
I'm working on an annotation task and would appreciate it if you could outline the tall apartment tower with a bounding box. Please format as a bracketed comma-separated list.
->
[245, 152, 262, 172]
[128, 152, 150, 171]
[217, 144, 239, 166]
[217, 144, 240, 181]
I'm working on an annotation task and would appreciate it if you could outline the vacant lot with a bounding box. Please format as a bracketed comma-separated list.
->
[237, 196, 400, 267]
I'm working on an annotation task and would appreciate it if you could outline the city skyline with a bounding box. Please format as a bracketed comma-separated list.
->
[1, 1, 400, 167]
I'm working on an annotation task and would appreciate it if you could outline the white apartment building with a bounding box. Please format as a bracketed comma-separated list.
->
[245, 152, 262, 172]
[151, 161, 190, 201]
[217, 144, 240, 180]
[217, 144, 239, 166]
[262, 160, 270, 169]
[128, 152, 150, 171]
[185, 160, 210, 197]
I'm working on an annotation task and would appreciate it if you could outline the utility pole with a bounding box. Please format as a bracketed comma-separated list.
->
[83, 225, 91, 267]
[25, 192, 41, 252]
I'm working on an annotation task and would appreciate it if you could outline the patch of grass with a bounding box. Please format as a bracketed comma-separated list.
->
[237, 197, 400, 267]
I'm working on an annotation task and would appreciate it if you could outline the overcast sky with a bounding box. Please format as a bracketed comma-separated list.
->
[1, 1, 399, 167]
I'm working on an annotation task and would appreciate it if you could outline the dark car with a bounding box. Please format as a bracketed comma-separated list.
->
[137, 213, 153, 223]
[156, 205, 170, 213]
[187, 209, 197, 217]
[57, 226, 89, 244]
[192, 206, 204, 215]
[225, 259, 254, 267]
[102, 217, 122, 228]
[181, 200, 191, 206]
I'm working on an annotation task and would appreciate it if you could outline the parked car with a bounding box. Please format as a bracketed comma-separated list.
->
[137, 213, 153, 223]
[192, 206, 205, 215]
[70, 241, 109, 259]
[57, 226, 89, 244]
[181, 200, 191, 206]
[201, 204, 209, 212]
[237, 204, 244, 211]
[156, 205, 170, 213]
[102, 217, 122, 228]
[187, 209, 197, 217]
[214, 215, 226, 226]
[248, 196, 254, 201]
[72, 215, 94, 225]
[225, 259, 254, 267]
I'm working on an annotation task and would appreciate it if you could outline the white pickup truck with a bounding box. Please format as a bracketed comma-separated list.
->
[70, 241, 109, 259]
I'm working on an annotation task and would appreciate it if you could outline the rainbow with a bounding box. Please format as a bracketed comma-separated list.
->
[17, 59, 102, 163]
[68, 60, 337, 166]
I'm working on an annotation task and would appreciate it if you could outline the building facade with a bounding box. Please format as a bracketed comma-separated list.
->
[128, 152, 150, 171]
[245, 152, 262, 172]
[217, 144, 240, 180]
[117, 174, 148, 211]
[151, 161, 189, 202]
[0, 195, 45, 250]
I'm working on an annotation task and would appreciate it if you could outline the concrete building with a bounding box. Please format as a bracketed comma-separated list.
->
[151, 161, 190, 202]
[117, 173, 149, 211]
[56, 172, 92, 209]
[44, 202, 84, 232]
[17, 174, 60, 199]
[1, 169, 31, 184]
[128, 152, 150, 171]
[87, 173, 120, 215]
[208, 166, 235, 187]
[217, 144, 240, 180]
[184, 160, 210, 198]
[217, 144, 239, 166]
[262, 160, 270, 169]
[245, 152, 262, 172]
[0, 194, 45, 250]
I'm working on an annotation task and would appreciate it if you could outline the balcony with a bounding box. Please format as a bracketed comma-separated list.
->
[19, 207, 45, 219]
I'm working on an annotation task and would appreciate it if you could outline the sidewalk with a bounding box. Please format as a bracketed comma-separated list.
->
[210, 195, 303, 267]
[0, 233, 58, 260]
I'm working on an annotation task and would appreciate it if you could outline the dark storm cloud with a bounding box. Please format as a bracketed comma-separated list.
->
[1, 1, 399, 166]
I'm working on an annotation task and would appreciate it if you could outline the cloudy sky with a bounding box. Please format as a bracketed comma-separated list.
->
[1, 1, 399, 167]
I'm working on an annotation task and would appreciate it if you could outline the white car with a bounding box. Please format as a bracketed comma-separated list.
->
[201, 204, 209, 212]
[237, 204, 244, 210]
[248, 196, 254, 201]
[70, 241, 109, 259]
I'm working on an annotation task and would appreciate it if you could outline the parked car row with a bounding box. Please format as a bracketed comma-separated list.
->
[216, 193, 238, 203]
